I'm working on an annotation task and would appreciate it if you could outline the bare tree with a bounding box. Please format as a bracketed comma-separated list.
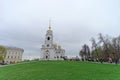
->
[112, 38, 117, 60]
[79, 44, 90, 61]
[91, 37, 99, 59]
[116, 36, 120, 58]
[112, 36, 120, 60]
[98, 33, 110, 59]
[80, 33, 120, 63]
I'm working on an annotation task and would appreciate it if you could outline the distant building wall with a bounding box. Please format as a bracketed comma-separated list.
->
[4, 47, 24, 64]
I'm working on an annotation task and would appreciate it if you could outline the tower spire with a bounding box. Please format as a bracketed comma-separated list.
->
[49, 19, 51, 30]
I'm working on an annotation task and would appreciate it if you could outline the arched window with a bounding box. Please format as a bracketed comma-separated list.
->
[46, 50, 49, 52]
[47, 44, 49, 47]
[47, 37, 50, 40]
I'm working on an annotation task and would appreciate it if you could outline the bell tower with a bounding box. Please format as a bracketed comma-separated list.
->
[41, 20, 65, 60]
[45, 20, 53, 48]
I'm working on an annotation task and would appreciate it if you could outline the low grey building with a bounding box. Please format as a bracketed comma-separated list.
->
[4, 46, 24, 64]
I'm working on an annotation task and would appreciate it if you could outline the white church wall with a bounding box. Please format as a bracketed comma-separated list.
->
[40, 24, 65, 60]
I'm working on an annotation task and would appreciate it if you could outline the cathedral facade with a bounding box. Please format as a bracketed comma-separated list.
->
[41, 25, 65, 60]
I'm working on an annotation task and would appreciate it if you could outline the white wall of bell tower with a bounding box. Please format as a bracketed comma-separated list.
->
[45, 20, 53, 48]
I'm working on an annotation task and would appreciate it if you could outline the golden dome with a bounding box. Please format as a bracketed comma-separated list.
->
[53, 43, 57, 46]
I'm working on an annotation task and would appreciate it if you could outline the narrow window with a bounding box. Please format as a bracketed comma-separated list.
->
[47, 37, 50, 40]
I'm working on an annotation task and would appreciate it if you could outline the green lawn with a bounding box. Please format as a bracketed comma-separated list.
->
[0, 61, 120, 80]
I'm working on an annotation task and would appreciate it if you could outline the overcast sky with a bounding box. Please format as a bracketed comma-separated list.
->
[0, 0, 120, 59]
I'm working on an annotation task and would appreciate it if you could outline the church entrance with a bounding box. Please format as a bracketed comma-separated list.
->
[45, 54, 50, 60]
[45, 50, 50, 60]
[46, 56, 48, 59]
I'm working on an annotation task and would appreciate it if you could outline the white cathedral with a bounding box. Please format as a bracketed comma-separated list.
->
[41, 23, 65, 60]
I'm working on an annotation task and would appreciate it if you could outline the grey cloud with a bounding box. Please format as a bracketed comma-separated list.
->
[0, 0, 120, 59]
